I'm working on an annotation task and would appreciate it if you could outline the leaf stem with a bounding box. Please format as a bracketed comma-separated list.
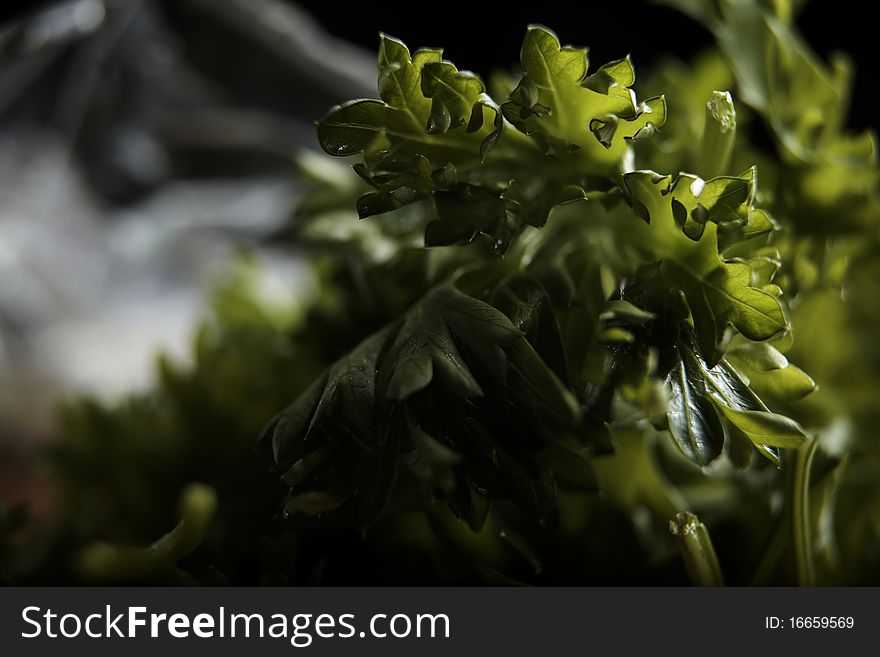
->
[75, 483, 217, 582]
[789, 438, 819, 586]
[670, 511, 725, 586]
[697, 91, 736, 178]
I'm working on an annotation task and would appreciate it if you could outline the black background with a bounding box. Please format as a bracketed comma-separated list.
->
[295, 0, 875, 132]
[0, 1, 874, 131]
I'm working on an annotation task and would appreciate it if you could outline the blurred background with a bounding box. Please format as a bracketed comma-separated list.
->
[0, 0, 874, 582]
[0, 0, 378, 512]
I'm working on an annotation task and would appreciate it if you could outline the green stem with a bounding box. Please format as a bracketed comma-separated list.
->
[76, 483, 217, 582]
[750, 442, 839, 585]
[697, 91, 736, 178]
[790, 439, 819, 586]
[670, 511, 725, 586]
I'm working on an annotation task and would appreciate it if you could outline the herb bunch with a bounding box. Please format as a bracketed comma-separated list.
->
[7, 0, 878, 586]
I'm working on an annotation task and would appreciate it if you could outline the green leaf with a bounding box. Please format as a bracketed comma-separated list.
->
[269, 374, 326, 465]
[726, 343, 817, 402]
[306, 328, 389, 435]
[418, 58, 505, 163]
[378, 35, 442, 113]
[508, 25, 590, 131]
[265, 328, 392, 523]
[702, 260, 788, 341]
[702, 356, 805, 459]
[666, 340, 725, 465]
[507, 338, 581, 424]
[599, 299, 657, 325]
[422, 61, 485, 133]
[726, 342, 789, 370]
[385, 285, 523, 400]
[318, 35, 503, 221]
[467, 95, 505, 162]
[502, 178, 588, 229]
[583, 55, 635, 94]
[317, 99, 406, 157]
[623, 170, 789, 355]
[502, 26, 666, 161]
[490, 277, 568, 379]
[712, 404, 809, 448]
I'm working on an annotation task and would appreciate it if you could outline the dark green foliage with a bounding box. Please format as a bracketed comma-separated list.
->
[5, 0, 879, 586]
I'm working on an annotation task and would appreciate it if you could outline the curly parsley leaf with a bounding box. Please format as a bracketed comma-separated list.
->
[502, 27, 666, 160]
[623, 168, 788, 360]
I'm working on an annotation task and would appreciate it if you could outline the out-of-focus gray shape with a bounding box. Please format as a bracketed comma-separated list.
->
[184, 0, 377, 100]
[3, 0, 376, 201]
[21, 0, 106, 52]
[0, 132, 300, 434]
[0, 136, 108, 332]
[0, 0, 372, 493]
[49, 0, 143, 154]
[150, 108, 315, 158]
[0, 0, 107, 115]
